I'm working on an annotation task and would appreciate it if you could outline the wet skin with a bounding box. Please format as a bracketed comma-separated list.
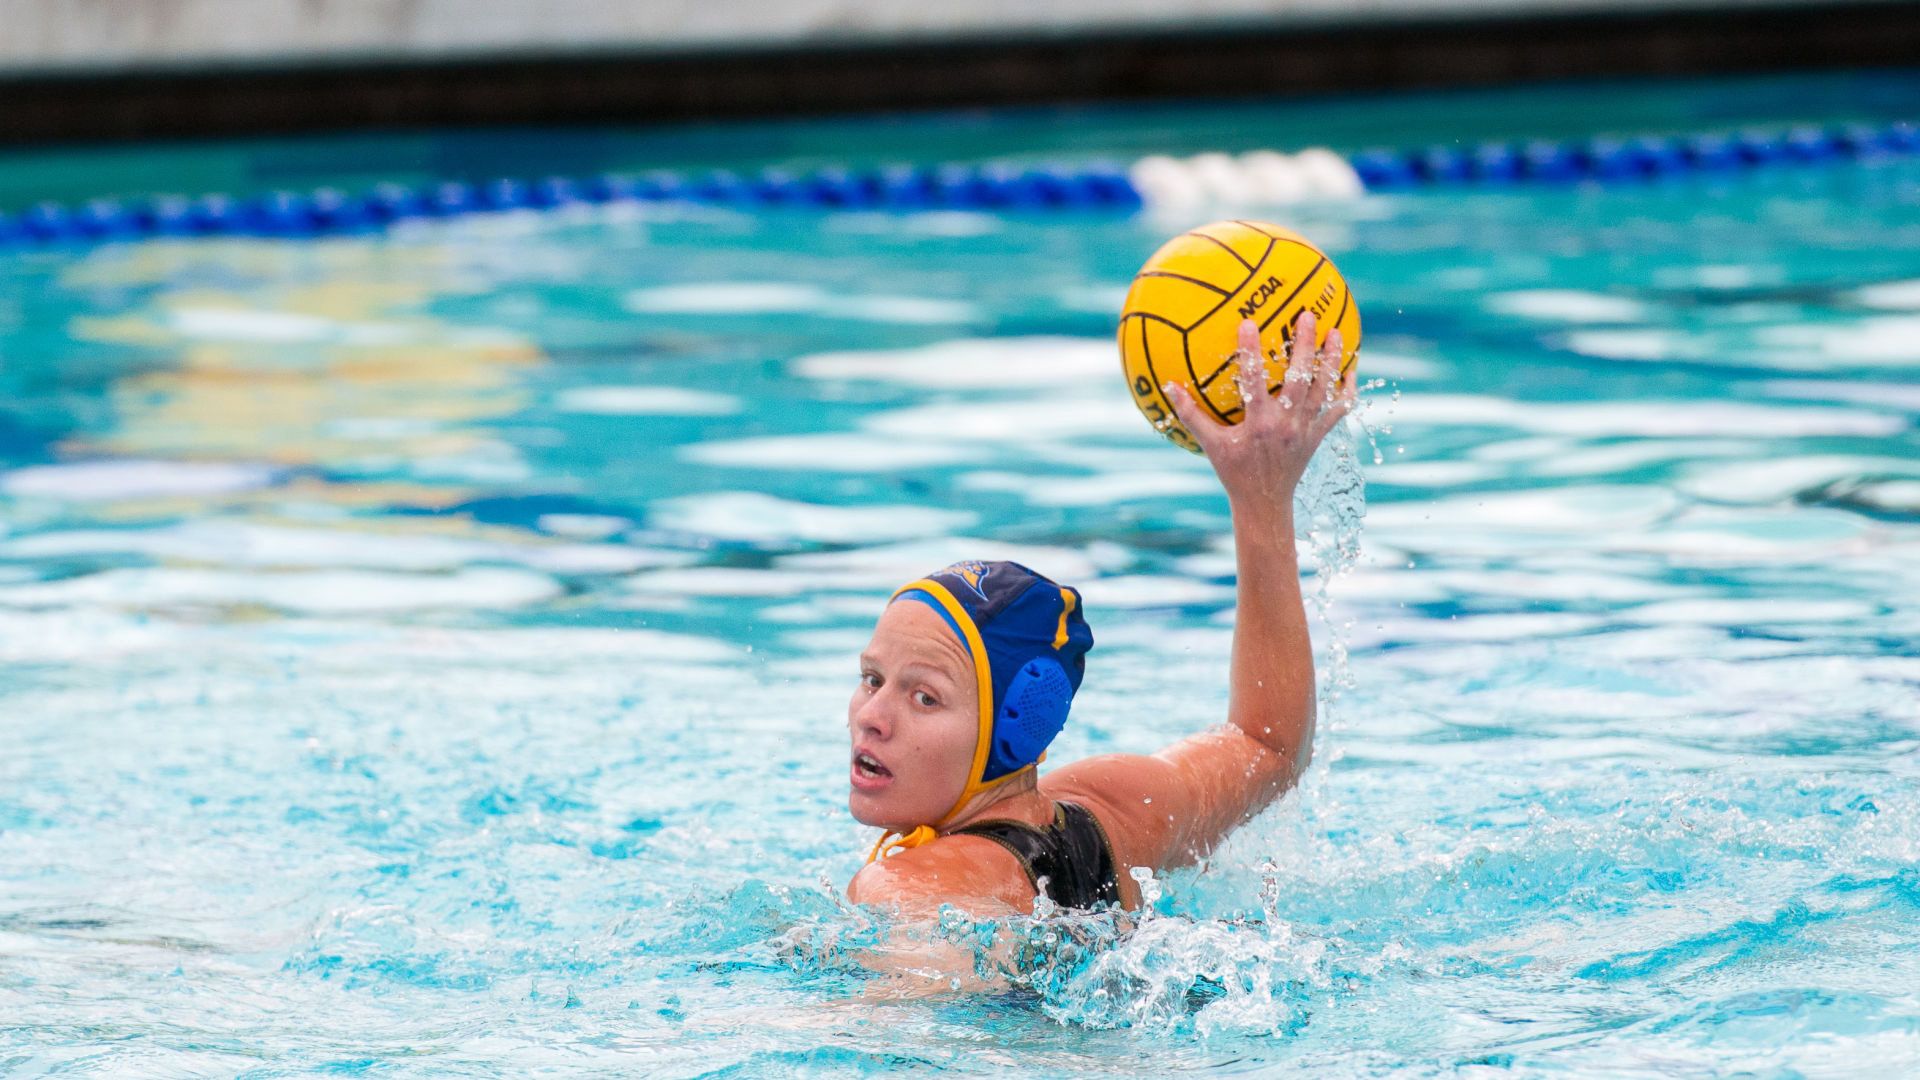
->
[846, 312, 1358, 916]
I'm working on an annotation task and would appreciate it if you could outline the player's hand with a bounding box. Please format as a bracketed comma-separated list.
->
[1161, 312, 1355, 510]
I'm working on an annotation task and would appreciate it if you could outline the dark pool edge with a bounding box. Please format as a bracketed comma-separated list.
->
[3, 1, 1919, 150]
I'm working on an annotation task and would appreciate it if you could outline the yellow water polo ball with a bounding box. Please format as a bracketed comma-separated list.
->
[1118, 219, 1360, 453]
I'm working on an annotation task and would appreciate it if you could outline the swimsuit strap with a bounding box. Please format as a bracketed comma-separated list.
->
[953, 801, 1122, 910]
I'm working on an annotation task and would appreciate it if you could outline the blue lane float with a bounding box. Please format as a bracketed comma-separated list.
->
[1349, 119, 1918, 189]
[0, 119, 1912, 248]
[0, 160, 1144, 248]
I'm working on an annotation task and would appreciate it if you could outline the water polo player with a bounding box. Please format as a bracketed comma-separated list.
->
[848, 314, 1356, 913]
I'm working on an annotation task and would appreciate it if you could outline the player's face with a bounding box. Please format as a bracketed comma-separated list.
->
[847, 600, 980, 830]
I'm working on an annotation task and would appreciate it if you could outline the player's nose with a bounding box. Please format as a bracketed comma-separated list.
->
[850, 692, 895, 740]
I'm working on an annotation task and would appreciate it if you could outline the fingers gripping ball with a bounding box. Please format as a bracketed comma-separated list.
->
[1118, 220, 1361, 452]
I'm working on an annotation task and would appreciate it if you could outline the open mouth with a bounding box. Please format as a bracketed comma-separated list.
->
[853, 751, 892, 781]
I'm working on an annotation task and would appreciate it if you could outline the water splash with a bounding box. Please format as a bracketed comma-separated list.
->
[1129, 865, 1164, 913]
[1296, 413, 1368, 728]
[1043, 913, 1328, 1037]
[791, 899, 1348, 1040]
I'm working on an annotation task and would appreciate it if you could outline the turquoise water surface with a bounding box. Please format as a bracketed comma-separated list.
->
[3, 75, 1920, 1077]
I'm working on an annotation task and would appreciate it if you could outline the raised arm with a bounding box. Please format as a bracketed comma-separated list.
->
[1044, 312, 1355, 872]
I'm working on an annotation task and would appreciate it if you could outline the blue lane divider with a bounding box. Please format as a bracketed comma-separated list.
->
[1352, 119, 1918, 189]
[0, 159, 1141, 249]
[0, 118, 1912, 249]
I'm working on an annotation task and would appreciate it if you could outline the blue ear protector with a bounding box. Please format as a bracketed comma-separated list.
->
[989, 656, 1074, 778]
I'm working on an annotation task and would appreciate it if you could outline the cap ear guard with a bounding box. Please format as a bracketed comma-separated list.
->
[987, 656, 1074, 780]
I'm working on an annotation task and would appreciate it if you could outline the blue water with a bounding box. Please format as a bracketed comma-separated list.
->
[3, 82, 1920, 1077]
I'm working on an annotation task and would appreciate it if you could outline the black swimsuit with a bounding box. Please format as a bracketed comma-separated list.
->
[954, 801, 1122, 910]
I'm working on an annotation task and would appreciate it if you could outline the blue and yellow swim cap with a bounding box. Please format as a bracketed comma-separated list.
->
[891, 559, 1094, 822]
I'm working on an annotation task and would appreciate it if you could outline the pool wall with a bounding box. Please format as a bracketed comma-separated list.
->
[2, 0, 1917, 146]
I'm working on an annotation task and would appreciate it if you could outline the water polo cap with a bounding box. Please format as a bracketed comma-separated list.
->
[887, 559, 1093, 831]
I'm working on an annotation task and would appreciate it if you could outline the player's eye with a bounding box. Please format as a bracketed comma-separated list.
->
[860, 671, 882, 689]
[913, 690, 939, 708]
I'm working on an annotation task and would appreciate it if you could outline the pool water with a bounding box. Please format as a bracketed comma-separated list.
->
[4, 81, 1920, 1077]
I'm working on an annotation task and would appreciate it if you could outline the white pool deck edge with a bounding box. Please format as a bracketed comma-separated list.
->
[2, 0, 1903, 78]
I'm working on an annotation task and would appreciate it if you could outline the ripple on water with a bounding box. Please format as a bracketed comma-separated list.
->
[1485, 288, 1655, 323]
[624, 282, 978, 324]
[792, 337, 1115, 388]
[0, 565, 565, 615]
[775, 539, 1100, 591]
[0, 520, 683, 575]
[647, 491, 976, 545]
[679, 433, 984, 470]
[553, 385, 744, 416]
[0, 460, 282, 501]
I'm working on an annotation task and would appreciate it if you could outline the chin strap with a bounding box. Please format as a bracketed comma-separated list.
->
[864, 760, 1036, 860]
[867, 824, 939, 864]
[864, 763, 1041, 865]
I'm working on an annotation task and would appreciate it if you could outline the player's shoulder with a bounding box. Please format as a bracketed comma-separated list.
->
[847, 833, 1035, 915]
[1038, 751, 1178, 824]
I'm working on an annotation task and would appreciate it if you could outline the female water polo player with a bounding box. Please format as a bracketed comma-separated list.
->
[847, 313, 1355, 914]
